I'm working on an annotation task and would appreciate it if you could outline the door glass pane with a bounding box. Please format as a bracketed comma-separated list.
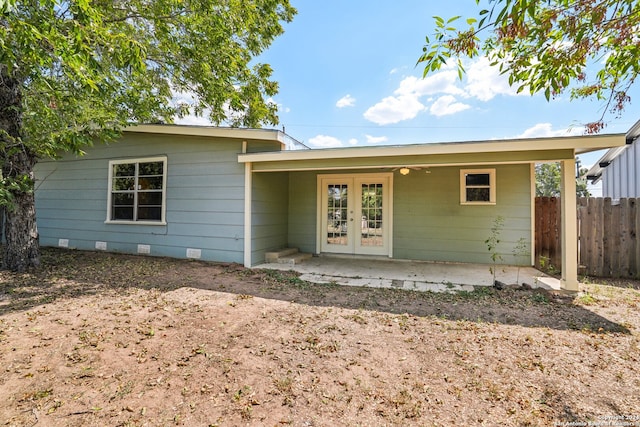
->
[361, 183, 383, 247]
[327, 184, 348, 246]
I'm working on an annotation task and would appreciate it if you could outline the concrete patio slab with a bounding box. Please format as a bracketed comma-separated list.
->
[255, 255, 561, 293]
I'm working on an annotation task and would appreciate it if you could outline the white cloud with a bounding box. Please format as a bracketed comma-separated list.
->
[464, 57, 525, 101]
[429, 95, 471, 117]
[348, 138, 359, 145]
[336, 94, 356, 108]
[267, 97, 290, 113]
[365, 134, 388, 144]
[363, 95, 426, 125]
[364, 56, 534, 125]
[517, 123, 584, 139]
[395, 73, 466, 98]
[308, 134, 344, 148]
[174, 114, 213, 126]
[389, 66, 408, 75]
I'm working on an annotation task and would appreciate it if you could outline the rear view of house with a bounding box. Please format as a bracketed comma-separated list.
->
[35, 124, 627, 290]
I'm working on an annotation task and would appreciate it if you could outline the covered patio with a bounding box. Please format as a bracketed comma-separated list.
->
[241, 132, 628, 291]
[256, 256, 561, 293]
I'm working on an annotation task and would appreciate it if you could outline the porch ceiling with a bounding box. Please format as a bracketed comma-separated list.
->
[246, 149, 575, 172]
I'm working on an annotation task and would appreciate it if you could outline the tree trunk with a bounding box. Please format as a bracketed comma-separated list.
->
[2, 151, 40, 271]
[0, 65, 40, 271]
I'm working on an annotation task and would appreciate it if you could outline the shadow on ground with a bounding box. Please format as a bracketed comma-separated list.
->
[0, 248, 634, 334]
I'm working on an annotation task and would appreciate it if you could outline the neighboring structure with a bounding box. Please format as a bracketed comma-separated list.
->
[587, 119, 640, 198]
[34, 124, 627, 291]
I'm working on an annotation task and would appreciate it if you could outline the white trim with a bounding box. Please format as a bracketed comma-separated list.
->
[530, 163, 536, 266]
[105, 220, 167, 226]
[244, 162, 252, 267]
[560, 158, 579, 291]
[250, 159, 570, 173]
[315, 178, 322, 255]
[460, 168, 496, 205]
[106, 156, 167, 224]
[126, 124, 287, 144]
[239, 133, 626, 164]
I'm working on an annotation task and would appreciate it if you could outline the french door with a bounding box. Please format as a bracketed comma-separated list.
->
[318, 173, 392, 256]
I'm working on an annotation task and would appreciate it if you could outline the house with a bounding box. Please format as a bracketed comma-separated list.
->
[586, 120, 640, 197]
[34, 124, 627, 291]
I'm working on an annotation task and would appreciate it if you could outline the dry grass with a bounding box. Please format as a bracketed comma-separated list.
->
[0, 248, 638, 426]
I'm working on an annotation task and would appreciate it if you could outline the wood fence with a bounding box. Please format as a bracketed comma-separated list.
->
[534, 197, 561, 272]
[535, 197, 640, 278]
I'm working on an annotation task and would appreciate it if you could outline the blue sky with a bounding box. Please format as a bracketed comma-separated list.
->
[179, 1, 640, 172]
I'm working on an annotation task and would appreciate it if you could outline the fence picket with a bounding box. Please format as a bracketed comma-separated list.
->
[535, 197, 640, 279]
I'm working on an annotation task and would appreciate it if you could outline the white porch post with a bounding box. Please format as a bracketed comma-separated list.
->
[560, 158, 579, 291]
[244, 162, 252, 268]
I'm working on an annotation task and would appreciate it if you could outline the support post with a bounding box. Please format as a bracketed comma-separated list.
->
[560, 158, 579, 291]
[244, 162, 252, 268]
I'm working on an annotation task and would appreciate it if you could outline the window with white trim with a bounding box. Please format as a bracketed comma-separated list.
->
[460, 169, 496, 205]
[107, 157, 167, 223]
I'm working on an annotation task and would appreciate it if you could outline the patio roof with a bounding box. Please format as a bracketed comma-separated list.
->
[239, 133, 626, 172]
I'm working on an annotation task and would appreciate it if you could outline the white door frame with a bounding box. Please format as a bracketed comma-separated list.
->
[316, 173, 393, 257]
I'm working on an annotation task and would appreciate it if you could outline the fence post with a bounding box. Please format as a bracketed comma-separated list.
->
[619, 199, 630, 278]
[633, 199, 639, 278]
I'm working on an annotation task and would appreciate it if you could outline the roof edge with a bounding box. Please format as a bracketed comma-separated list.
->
[239, 133, 626, 163]
[586, 119, 640, 183]
[123, 123, 307, 147]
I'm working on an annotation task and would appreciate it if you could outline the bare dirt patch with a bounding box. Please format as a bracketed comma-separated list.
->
[0, 248, 639, 426]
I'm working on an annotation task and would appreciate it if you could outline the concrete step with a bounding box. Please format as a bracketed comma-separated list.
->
[277, 252, 313, 265]
[265, 248, 300, 263]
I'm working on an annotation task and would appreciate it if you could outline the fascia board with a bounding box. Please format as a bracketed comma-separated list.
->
[239, 133, 626, 163]
[125, 124, 286, 143]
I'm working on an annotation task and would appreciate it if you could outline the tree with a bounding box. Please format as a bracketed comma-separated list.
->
[535, 162, 590, 197]
[418, 0, 640, 133]
[0, 0, 295, 271]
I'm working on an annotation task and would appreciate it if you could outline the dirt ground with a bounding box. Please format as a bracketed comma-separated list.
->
[0, 248, 639, 427]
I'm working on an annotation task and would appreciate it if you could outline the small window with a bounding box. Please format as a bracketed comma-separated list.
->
[460, 169, 496, 205]
[107, 157, 167, 223]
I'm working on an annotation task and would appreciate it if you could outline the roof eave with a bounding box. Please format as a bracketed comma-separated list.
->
[124, 123, 288, 145]
[239, 133, 626, 163]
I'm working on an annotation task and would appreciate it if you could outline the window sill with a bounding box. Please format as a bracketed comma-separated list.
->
[105, 220, 167, 226]
[460, 202, 496, 206]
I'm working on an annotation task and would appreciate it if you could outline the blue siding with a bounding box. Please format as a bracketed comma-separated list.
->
[288, 171, 318, 254]
[35, 132, 273, 263]
[251, 172, 289, 265]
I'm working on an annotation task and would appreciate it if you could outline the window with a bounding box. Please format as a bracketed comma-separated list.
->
[107, 157, 167, 223]
[460, 169, 496, 205]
